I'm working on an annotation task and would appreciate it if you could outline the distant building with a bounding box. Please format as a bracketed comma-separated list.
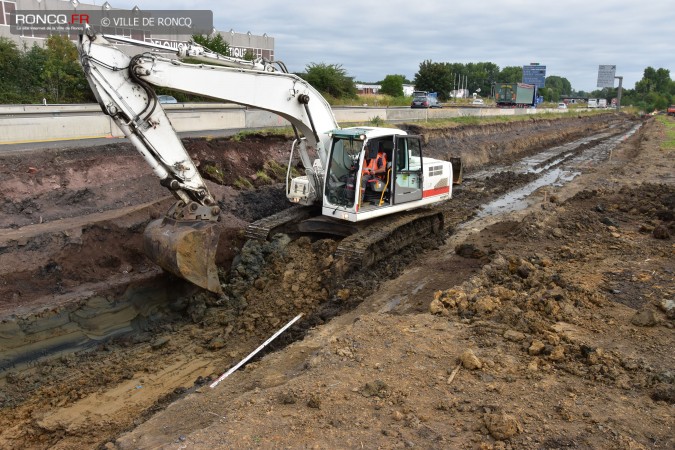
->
[356, 83, 380, 95]
[0, 0, 274, 60]
[449, 89, 469, 99]
[356, 83, 416, 96]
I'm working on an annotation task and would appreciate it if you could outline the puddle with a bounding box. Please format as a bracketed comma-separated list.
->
[477, 168, 579, 218]
[380, 295, 405, 313]
[474, 123, 642, 219]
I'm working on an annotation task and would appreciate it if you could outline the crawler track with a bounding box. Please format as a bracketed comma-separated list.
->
[246, 201, 474, 275]
[334, 209, 444, 268]
[243, 205, 318, 240]
[246, 202, 451, 270]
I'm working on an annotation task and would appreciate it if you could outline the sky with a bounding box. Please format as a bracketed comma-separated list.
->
[101, 0, 675, 92]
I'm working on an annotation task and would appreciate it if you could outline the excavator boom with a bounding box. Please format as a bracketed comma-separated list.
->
[78, 29, 338, 293]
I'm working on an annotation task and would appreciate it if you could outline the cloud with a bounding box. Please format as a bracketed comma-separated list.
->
[104, 0, 675, 91]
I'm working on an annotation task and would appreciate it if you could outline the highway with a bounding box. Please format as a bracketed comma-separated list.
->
[0, 103, 564, 151]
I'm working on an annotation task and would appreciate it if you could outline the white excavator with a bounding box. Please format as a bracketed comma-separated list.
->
[78, 28, 461, 294]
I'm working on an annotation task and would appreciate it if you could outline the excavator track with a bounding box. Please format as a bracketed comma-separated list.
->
[334, 210, 441, 268]
[333, 206, 476, 272]
[244, 205, 319, 241]
[247, 203, 473, 274]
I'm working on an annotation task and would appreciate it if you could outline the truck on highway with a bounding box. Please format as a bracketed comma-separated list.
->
[588, 99, 598, 108]
[494, 82, 536, 108]
[598, 99, 607, 108]
[667, 105, 675, 116]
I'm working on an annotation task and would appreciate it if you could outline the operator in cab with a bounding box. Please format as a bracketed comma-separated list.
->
[362, 145, 387, 179]
[360, 143, 388, 204]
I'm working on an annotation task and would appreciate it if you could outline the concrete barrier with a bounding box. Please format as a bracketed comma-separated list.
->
[0, 103, 566, 144]
[1, 114, 115, 142]
[0, 103, 249, 143]
[166, 105, 245, 135]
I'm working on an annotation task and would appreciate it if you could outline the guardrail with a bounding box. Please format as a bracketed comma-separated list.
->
[0, 103, 564, 144]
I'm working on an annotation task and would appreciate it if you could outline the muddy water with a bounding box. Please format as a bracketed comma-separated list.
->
[475, 122, 642, 218]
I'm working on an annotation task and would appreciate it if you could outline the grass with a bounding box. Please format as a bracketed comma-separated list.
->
[231, 127, 296, 141]
[203, 164, 225, 184]
[399, 109, 618, 130]
[233, 177, 254, 190]
[328, 94, 412, 107]
[213, 101, 638, 143]
[369, 115, 385, 126]
[656, 115, 675, 150]
[263, 160, 288, 180]
[255, 170, 273, 185]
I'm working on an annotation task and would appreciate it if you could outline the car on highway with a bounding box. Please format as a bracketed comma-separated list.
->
[557, 102, 568, 109]
[472, 98, 484, 105]
[411, 95, 441, 109]
[158, 95, 178, 104]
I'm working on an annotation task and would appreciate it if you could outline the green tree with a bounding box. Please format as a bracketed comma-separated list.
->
[0, 37, 22, 103]
[635, 67, 672, 96]
[498, 66, 523, 83]
[538, 76, 568, 102]
[20, 44, 48, 103]
[545, 76, 572, 96]
[628, 67, 673, 111]
[301, 63, 357, 99]
[192, 33, 230, 56]
[413, 60, 454, 100]
[43, 35, 91, 103]
[464, 62, 500, 97]
[379, 74, 406, 97]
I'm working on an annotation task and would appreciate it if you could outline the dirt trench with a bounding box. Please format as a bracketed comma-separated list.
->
[1, 112, 672, 449]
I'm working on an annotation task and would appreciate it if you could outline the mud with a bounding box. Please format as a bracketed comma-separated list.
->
[1, 112, 673, 449]
[404, 114, 629, 169]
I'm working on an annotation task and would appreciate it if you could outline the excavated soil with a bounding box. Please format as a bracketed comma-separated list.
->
[0, 113, 673, 449]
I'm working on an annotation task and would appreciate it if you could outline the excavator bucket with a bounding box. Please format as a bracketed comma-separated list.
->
[144, 218, 223, 294]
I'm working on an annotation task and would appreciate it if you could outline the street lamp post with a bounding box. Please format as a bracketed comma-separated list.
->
[614, 76, 623, 110]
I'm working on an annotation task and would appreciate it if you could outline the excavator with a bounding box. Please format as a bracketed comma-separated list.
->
[77, 28, 461, 294]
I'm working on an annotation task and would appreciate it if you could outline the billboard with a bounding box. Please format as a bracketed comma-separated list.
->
[597, 65, 616, 88]
[522, 64, 546, 88]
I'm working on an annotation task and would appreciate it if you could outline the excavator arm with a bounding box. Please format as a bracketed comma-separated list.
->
[78, 30, 338, 293]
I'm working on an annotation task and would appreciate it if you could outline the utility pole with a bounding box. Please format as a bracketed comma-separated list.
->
[614, 76, 623, 110]
[453, 73, 457, 103]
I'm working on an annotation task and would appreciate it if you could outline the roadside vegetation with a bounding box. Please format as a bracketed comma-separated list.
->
[656, 115, 675, 149]
[0, 35, 94, 104]
[1, 34, 672, 113]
